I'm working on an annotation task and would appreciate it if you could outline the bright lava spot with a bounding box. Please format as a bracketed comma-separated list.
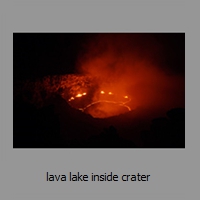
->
[68, 97, 75, 101]
[66, 82, 132, 118]
[76, 94, 82, 97]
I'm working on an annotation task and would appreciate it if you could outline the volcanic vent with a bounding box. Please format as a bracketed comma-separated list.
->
[61, 74, 132, 118]
[14, 34, 185, 120]
[14, 74, 133, 119]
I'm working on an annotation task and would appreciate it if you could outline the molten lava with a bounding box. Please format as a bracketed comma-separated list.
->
[67, 89, 132, 118]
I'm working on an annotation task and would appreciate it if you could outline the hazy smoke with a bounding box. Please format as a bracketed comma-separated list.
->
[76, 33, 185, 112]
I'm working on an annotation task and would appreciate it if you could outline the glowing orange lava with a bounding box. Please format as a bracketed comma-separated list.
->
[68, 97, 75, 101]
[68, 90, 132, 118]
[76, 94, 82, 97]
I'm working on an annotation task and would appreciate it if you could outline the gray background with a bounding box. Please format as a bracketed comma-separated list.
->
[0, 0, 199, 199]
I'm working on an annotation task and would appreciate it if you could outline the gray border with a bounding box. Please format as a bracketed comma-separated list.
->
[1, 1, 199, 199]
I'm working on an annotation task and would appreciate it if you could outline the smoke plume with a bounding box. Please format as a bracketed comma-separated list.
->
[76, 33, 185, 112]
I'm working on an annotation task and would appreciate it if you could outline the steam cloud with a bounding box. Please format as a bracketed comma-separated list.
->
[76, 33, 185, 113]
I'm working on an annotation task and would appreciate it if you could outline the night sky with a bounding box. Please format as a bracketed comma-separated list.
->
[14, 33, 185, 80]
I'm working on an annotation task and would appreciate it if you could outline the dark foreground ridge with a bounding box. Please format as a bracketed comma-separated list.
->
[13, 95, 185, 148]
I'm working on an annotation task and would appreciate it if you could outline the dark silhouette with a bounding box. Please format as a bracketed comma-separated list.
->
[14, 90, 185, 148]
[85, 126, 137, 148]
[13, 101, 60, 148]
[140, 108, 185, 148]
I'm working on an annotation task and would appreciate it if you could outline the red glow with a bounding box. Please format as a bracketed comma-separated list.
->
[67, 88, 131, 118]
[68, 97, 75, 101]
[76, 94, 82, 97]
[75, 34, 185, 117]
[19, 34, 184, 119]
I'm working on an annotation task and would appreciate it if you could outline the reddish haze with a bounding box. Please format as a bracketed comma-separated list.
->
[76, 34, 185, 114]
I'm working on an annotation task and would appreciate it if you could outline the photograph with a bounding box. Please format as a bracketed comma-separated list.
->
[13, 33, 185, 148]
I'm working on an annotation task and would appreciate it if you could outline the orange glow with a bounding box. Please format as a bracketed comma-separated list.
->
[76, 94, 82, 97]
[68, 97, 75, 101]
[67, 86, 132, 118]
[16, 34, 184, 119]
[64, 34, 185, 118]
[76, 34, 185, 118]
[82, 100, 131, 118]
